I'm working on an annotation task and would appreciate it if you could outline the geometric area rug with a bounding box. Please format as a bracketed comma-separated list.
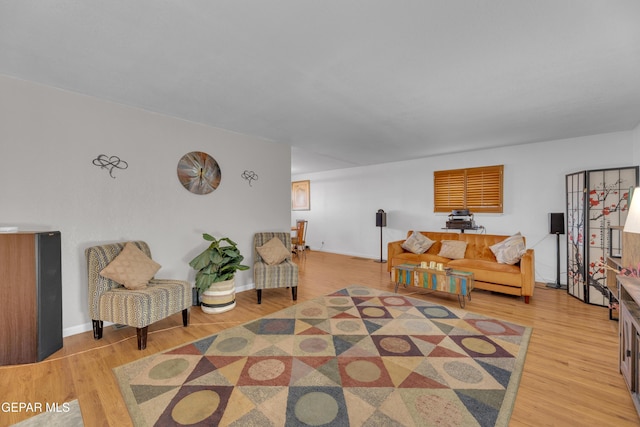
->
[113, 285, 532, 426]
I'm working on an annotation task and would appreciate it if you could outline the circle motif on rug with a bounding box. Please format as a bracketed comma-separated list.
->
[382, 296, 405, 305]
[362, 307, 386, 317]
[423, 307, 450, 318]
[336, 320, 360, 333]
[171, 390, 219, 424]
[414, 394, 463, 426]
[148, 358, 190, 380]
[443, 360, 483, 384]
[248, 359, 285, 381]
[328, 297, 350, 305]
[216, 336, 248, 353]
[461, 337, 497, 355]
[301, 306, 323, 317]
[345, 360, 381, 383]
[475, 320, 507, 334]
[380, 337, 412, 354]
[351, 288, 371, 295]
[294, 391, 339, 426]
[299, 337, 328, 353]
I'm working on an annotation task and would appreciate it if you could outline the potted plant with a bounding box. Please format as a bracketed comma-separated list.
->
[189, 233, 249, 314]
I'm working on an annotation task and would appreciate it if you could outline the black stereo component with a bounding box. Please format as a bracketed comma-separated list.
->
[446, 220, 477, 229]
[446, 210, 476, 231]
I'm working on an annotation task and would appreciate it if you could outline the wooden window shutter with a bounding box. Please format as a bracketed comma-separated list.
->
[434, 165, 503, 213]
[434, 169, 465, 212]
[466, 165, 503, 213]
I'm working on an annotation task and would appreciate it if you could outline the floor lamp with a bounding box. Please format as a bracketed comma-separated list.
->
[374, 209, 387, 263]
[546, 212, 566, 289]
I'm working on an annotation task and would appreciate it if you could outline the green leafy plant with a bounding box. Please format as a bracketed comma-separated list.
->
[189, 233, 250, 294]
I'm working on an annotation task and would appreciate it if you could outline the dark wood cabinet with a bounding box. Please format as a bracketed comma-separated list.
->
[619, 276, 640, 416]
[0, 231, 62, 365]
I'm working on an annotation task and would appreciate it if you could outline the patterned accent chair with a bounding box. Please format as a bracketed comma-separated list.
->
[253, 232, 299, 304]
[86, 241, 191, 350]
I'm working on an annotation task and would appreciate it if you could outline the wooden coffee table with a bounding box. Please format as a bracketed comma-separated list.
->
[392, 263, 474, 308]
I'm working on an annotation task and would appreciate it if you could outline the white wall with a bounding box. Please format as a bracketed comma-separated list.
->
[633, 121, 640, 164]
[293, 131, 639, 285]
[0, 75, 292, 336]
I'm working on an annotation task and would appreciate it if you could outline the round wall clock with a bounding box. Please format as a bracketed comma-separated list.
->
[177, 151, 221, 195]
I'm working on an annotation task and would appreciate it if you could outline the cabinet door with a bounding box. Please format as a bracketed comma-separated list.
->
[621, 303, 635, 391]
[636, 329, 640, 396]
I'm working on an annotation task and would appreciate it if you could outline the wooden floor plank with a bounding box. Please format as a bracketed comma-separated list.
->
[0, 250, 637, 426]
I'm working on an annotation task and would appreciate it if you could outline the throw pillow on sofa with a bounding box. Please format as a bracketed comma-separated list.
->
[438, 240, 467, 259]
[490, 232, 526, 265]
[401, 231, 435, 254]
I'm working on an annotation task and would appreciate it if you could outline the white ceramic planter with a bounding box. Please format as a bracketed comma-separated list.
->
[200, 278, 236, 314]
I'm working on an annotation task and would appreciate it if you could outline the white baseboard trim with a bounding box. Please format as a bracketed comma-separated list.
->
[63, 321, 114, 338]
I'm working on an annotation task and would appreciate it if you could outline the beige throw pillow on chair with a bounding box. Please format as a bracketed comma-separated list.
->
[99, 242, 161, 290]
[257, 237, 291, 265]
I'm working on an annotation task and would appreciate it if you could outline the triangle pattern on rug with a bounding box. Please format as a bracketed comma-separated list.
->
[114, 285, 531, 427]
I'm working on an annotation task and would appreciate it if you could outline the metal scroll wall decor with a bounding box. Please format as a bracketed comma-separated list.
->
[566, 166, 639, 306]
[92, 154, 128, 178]
[241, 170, 258, 186]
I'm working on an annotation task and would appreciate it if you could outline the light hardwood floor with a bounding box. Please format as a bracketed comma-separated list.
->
[1, 250, 638, 426]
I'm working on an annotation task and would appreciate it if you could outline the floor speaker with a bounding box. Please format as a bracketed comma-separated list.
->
[0, 231, 62, 365]
[550, 212, 565, 234]
[547, 213, 566, 289]
[36, 232, 63, 361]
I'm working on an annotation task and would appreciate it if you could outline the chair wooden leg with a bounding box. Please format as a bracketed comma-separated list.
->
[257, 289, 262, 304]
[182, 308, 190, 326]
[92, 320, 103, 340]
[292, 287, 297, 301]
[137, 326, 149, 350]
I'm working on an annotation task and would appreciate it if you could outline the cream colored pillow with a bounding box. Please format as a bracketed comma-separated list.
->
[257, 237, 291, 265]
[438, 240, 467, 259]
[100, 242, 161, 290]
[401, 231, 435, 254]
[490, 233, 526, 265]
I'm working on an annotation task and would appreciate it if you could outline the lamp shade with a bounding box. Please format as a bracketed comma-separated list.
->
[624, 187, 640, 234]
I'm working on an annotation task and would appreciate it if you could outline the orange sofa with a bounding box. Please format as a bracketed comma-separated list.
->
[387, 231, 535, 303]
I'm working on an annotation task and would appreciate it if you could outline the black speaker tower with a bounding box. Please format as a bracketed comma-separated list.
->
[547, 213, 566, 289]
[374, 209, 387, 263]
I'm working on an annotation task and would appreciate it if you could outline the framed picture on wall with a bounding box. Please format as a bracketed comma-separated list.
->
[292, 180, 310, 211]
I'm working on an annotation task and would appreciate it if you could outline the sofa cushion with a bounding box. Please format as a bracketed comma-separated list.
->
[257, 237, 291, 265]
[490, 232, 526, 265]
[438, 240, 467, 259]
[401, 231, 435, 254]
[448, 259, 522, 287]
[99, 242, 161, 290]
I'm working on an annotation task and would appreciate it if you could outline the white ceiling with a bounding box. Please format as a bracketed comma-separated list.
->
[2, 1, 640, 174]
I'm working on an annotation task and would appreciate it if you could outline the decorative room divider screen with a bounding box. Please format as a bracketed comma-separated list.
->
[566, 166, 638, 306]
